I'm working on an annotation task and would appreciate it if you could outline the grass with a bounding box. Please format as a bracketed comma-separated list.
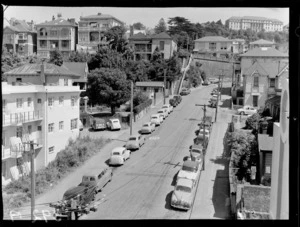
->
[243, 185, 271, 213]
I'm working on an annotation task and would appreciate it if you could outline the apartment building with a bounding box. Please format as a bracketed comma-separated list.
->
[128, 32, 177, 60]
[77, 13, 124, 54]
[3, 18, 37, 56]
[36, 14, 77, 58]
[239, 47, 288, 108]
[249, 39, 276, 50]
[2, 63, 81, 185]
[225, 16, 283, 32]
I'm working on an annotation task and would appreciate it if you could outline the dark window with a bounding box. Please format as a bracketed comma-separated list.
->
[269, 78, 275, 88]
[37, 126, 42, 131]
[37, 98, 42, 104]
[159, 41, 164, 51]
[253, 77, 259, 87]
[253, 95, 258, 107]
[16, 78, 22, 82]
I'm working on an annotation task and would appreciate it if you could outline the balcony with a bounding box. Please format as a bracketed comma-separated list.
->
[78, 27, 107, 32]
[2, 146, 22, 160]
[2, 110, 43, 127]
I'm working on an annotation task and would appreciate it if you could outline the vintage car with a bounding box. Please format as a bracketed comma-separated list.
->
[109, 147, 131, 165]
[171, 178, 196, 210]
[189, 144, 204, 169]
[91, 118, 106, 131]
[106, 118, 121, 130]
[237, 105, 257, 115]
[162, 104, 173, 114]
[198, 128, 210, 140]
[177, 160, 201, 183]
[150, 114, 162, 126]
[180, 88, 191, 96]
[140, 122, 156, 134]
[173, 95, 182, 104]
[125, 134, 145, 150]
[157, 109, 168, 119]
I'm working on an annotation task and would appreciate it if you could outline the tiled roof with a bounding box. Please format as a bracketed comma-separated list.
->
[258, 134, 273, 151]
[227, 16, 282, 23]
[4, 63, 81, 77]
[136, 81, 164, 87]
[5, 20, 36, 33]
[152, 32, 172, 39]
[128, 32, 152, 40]
[194, 36, 232, 42]
[240, 47, 288, 57]
[250, 39, 275, 45]
[37, 18, 76, 27]
[244, 61, 289, 78]
[80, 13, 123, 24]
[63, 62, 88, 82]
[244, 62, 269, 76]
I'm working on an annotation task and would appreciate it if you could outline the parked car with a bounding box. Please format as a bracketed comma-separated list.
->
[109, 147, 130, 166]
[194, 136, 209, 149]
[169, 98, 177, 107]
[157, 109, 167, 120]
[125, 134, 145, 150]
[150, 114, 162, 126]
[173, 95, 182, 104]
[91, 118, 106, 131]
[171, 178, 196, 210]
[140, 122, 155, 134]
[81, 167, 113, 193]
[237, 105, 257, 115]
[106, 119, 121, 130]
[209, 78, 219, 84]
[202, 80, 211, 86]
[180, 88, 191, 96]
[197, 128, 210, 140]
[162, 104, 173, 114]
[189, 144, 204, 167]
[209, 100, 217, 108]
[177, 160, 201, 183]
[158, 114, 164, 123]
[211, 90, 220, 96]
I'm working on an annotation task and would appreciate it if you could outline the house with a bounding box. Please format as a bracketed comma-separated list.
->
[135, 81, 165, 106]
[193, 36, 233, 58]
[231, 39, 248, 54]
[257, 134, 273, 184]
[249, 39, 276, 50]
[128, 32, 177, 61]
[77, 12, 124, 54]
[63, 62, 89, 91]
[36, 13, 77, 58]
[3, 18, 37, 56]
[269, 76, 289, 219]
[2, 63, 81, 184]
[238, 47, 288, 107]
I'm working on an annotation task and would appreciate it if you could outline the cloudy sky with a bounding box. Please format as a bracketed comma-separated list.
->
[3, 7, 289, 28]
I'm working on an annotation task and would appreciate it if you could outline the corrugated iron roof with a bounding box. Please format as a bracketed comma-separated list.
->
[250, 39, 275, 45]
[152, 32, 172, 39]
[80, 13, 123, 25]
[240, 47, 288, 57]
[136, 81, 164, 87]
[258, 134, 273, 151]
[265, 95, 281, 107]
[63, 62, 88, 82]
[194, 36, 232, 42]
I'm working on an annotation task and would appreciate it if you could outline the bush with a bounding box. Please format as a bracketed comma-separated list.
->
[169, 98, 176, 107]
[133, 98, 152, 114]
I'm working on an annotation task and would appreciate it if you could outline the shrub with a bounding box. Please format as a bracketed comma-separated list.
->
[169, 98, 176, 107]
[245, 113, 261, 131]
[133, 98, 152, 114]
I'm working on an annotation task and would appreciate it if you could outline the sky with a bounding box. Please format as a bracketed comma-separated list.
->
[3, 7, 289, 28]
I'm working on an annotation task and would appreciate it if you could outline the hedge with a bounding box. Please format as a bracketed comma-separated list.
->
[133, 98, 152, 114]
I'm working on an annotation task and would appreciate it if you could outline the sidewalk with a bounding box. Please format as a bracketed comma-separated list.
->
[3, 96, 168, 220]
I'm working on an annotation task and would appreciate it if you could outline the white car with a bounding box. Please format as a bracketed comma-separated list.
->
[140, 122, 155, 134]
[171, 178, 196, 210]
[237, 106, 257, 115]
[150, 114, 162, 126]
[106, 119, 121, 130]
[125, 134, 145, 150]
[109, 147, 130, 166]
[198, 128, 210, 140]
[157, 109, 168, 119]
[162, 104, 173, 114]
[177, 160, 201, 184]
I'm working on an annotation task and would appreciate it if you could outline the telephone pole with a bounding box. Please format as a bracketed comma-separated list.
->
[130, 81, 133, 136]
[163, 68, 167, 105]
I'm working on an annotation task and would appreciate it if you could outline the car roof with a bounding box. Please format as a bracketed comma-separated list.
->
[157, 109, 164, 112]
[177, 178, 193, 188]
[109, 118, 119, 121]
[151, 114, 159, 117]
[191, 144, 203, 150]
[143, 122, 151, 125]
[183, 160, 199, 168]
[112, 147, 125, 153]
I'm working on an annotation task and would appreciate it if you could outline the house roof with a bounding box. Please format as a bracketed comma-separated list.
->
[4, 63, 81, 77]
[258, 134, 273, 151]
[136, 81, 164, 87]
[194, 36, 232, 42]
[244, 61, 289, 78]
[63, 62, 88, 82]
[240, 47, 288, 57]
[152, 32, 172, 39]
[4, 20, 36, 33]
[250, 39, 275, 45]
[128, 32, 152, 40]
[227, 16, 282, 23]
[265, 95, 281, 107]
[80, 13, 123, 25]
[36, 18, 76, 27]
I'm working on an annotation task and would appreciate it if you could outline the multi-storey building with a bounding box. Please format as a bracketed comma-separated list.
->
[77, 13, 124, 54]
[225, 16, 283, 32]
[3, 18, 37, 56]
[128, 32, 177, 60]
[238, 47, 288, 108]
[36, 14, 77, 58]
[249, 39, 276, 50]
[2, 63, 81, 185]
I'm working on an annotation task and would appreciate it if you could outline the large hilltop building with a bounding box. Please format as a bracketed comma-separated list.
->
[225, 16, 283, 32]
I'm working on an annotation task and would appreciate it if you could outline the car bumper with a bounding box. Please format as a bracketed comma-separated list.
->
[126, 144, 139, 150]
[109, 158, 124, 165]
[171, 202, 191, 210]
[141, 129, 151, 134]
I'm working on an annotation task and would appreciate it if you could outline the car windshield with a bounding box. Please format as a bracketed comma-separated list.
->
[182, 166, 197, 172]
[112, 120, 119, 123]
[191, 149, 201, 154]
[152, 117, 157, 119]
[158, 111, 163, 113]
[113, 152, 120, 155]
[129, 137, 137, 141]
[143, 124, 149, 127]
[176, 185, 191, 193]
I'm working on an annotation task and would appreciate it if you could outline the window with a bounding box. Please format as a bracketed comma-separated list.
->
[48, 123, 54, 133]
[59, 96, 64, 105]
[209, 42, 216, 50]
[269, 78, 275, 88]
[62, 40, 69, 48]
[16, 127, 22, 138]
[59, 121, 64, 130]
[48, 97, 54, 107]
[64, 79, 68, 86]
[253, 95, 258, 107]
[253, 77, 259, 87]
[71, 96, 77, 107]
[49, 146, 54, 153]
[27, 97, 32, 107]
[16, 78, 22, 82]
[2, 99, 6, 111]
[40, 40, 47, 48]
[50, 30, 58, 37]
[220, 43, 227, 50]
[71, 119, 78, 130]
[37, 98, 42, 104]
[37, 126, 42, 131]
[16, 98, 23, 108]
[159, 41, 164, 51]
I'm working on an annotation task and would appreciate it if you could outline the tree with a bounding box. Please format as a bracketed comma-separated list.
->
[124, 59, 149, 82]
[186, 65, 202, 87]
[154, 18, 167, 34]
[1, 46, 24, 81]
[68, 51, 90, 62]
[132, 22, 145, 30]
[103, 26, 128, 52]
[49, 49, 63, 66]
[86, 68, 131, 115]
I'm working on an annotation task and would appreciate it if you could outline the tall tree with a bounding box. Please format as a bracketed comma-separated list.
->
[68, 51, 90, 62]
[86, 68, 131, 115]
[154, 18, 167, 34]
[49, 49, 63, 66]
[132, 22, 146, 30]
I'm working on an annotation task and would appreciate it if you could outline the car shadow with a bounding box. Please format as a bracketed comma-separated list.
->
[195, 129, 200, 136]
[219, 98, 232, 109]
[221, 87, 232, 96]
[165, 191, 174, 210]
[171, 171, 179, 186]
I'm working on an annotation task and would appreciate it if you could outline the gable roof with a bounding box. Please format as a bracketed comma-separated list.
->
[63, 62, 88, 82]
[80, 13, 123, 25]
[194, 36, 232, 42]
[152, 32, 172, 39]
[244, 62, 269, 77]
[4, 63, 81, 77]
[240, 47, 288, 57]
[128, 32, 152, 40]
[136, 81, 164, 87]
[37, 18, 76, 27]
[244, 61, 289, 78]
[250, 39, 275, 45]
[4, 20, 36, 33]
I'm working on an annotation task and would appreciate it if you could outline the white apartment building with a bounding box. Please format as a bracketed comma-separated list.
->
[2, 63, 81, 185]
[225, 16, 283, 32]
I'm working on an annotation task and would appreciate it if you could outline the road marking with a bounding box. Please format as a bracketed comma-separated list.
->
[149, 136, 160, 140]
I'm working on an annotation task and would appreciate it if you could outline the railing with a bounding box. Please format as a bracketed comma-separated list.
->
[2, 145, 22, 160]
[78, 27, 107, 32]
[2, 110, 43, 126]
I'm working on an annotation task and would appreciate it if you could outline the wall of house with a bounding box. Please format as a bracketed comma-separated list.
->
[241, 57, 289, 74]
[151, 39, 173, 59]
[70, 27, 75, 51]
[194, 42, 206, 50]
[243, 75, 268, 108]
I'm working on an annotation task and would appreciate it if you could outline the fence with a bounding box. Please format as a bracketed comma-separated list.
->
[2, 110, 42, 126]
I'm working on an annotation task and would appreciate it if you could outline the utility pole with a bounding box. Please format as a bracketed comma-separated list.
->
[163, 68, 167, 105]
[130, 81, 133, 136]
[30, 141, 35, 221]
[215, 74, 221, 123]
